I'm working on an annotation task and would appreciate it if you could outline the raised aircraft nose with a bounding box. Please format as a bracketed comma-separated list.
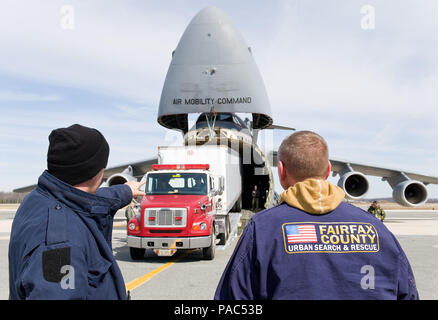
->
[158, 6, 272, 132]
[189, 6, 230, 25]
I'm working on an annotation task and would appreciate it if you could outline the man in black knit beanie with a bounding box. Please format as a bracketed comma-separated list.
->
[47, 124, 111, 187]
[9, 124, 144, 300]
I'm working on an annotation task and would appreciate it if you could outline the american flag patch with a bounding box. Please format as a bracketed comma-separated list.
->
[285, 224, 317, 244]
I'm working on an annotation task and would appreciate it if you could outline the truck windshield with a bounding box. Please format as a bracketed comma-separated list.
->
[146, 172, 208, 195]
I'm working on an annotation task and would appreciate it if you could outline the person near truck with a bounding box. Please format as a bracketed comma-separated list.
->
[367, 201, 386, 222]
[9, 124, 145, 300]
[192, 175, 206, 193]
[215, 130, 418, 300]
[251, 185, 260, 211]
[125, 201, 136, 224]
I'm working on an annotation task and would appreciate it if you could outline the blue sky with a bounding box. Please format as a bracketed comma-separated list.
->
[0, 0, 437, 199]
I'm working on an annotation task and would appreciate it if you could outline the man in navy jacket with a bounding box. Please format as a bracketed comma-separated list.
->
[215, 130, 418, 300]
[9, 124, 144, 299]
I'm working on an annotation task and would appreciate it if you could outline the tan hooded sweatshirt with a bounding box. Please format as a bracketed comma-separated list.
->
[280, 178, 346, 215]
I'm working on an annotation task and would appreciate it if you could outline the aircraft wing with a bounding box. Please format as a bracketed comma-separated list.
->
[13, 184, 38, 193]
[13, 158, 158, 193]
[268, 150, 438, 206]
[329, 158, 438, 185]
[265, 124, 296, 131]
[269, 151, 438, 184]
[102, 158, 158, 180]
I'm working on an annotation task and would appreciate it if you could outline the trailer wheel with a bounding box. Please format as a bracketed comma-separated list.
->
[202, 227, 216, 260]
[232, 195, 242, 212]
[130, 247, 145, 260]
[218, 216, 230, 245]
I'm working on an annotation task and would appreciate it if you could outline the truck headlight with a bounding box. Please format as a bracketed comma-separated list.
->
[200, 223, 207, 230]
[128, 222, 136, 231]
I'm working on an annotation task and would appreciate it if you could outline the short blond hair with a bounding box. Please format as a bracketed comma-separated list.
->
[278, 131, 329, 180]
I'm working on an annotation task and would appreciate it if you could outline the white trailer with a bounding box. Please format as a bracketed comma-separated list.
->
[157, 144, 242, 241]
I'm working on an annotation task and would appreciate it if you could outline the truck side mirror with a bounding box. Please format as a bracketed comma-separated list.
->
[213, 175, 224, 195]
[219, 176, 225, 194]
[139, 176, 147, 192]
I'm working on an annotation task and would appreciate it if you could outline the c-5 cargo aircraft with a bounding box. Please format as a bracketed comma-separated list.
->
[14, 7, 438, 208]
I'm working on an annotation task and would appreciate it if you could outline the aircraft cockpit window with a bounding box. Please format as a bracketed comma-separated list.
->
[193, 113, 247, 131]
[216, 113, 232, 122]
[233, 115, 247, 129]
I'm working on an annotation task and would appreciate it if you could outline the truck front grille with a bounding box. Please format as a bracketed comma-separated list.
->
[144, 208, 187, 228]
[149, 230, 182, 233]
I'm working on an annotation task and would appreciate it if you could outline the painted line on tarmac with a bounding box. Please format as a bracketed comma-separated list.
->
[386, 218, 438, 220]
[113, 222, 126, 228]
[125, 250, 194, 292]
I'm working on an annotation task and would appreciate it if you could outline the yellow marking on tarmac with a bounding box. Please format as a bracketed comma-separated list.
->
[125, 249, 194, 292]
[113, 223, 126, 228]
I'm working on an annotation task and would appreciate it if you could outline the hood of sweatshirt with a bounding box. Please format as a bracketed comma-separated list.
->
[280, 178, 345, 214]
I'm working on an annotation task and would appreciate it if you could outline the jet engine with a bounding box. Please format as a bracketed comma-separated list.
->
[106, 166, 136, 186]
[337, 171, 369, 200]
[392, 179, 428, 207]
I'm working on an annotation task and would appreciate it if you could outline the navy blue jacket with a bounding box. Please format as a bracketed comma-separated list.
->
[9, 171, 132, 300]
[215, 202, 419, 300]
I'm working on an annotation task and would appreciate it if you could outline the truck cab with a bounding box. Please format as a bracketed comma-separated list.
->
[127, 164, 220, 260]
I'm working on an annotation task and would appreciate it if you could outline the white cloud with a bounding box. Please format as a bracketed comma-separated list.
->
[0, 0, 190, 104]
[253, 1, 438, 173]
[0, 91, 61, 102]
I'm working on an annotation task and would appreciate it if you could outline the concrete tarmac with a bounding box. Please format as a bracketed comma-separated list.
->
[1, 208, 437, 300]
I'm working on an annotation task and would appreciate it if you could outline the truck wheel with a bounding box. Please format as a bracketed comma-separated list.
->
[130, 247, 145, 260]
[218, 232, 226, 245]
[236, 196, 242, 212]
[226, 215, 231, 235]
[202, 228, 216, 260]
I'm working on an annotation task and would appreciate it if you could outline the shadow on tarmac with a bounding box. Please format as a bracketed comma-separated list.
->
[113, 244, 207, 264]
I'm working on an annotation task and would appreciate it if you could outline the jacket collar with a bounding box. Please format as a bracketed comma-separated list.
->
[37, 170, 119, 215]
[280, 178, 345, 214]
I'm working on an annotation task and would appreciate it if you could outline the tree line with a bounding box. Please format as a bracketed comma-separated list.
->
[0, 192, 29, 203]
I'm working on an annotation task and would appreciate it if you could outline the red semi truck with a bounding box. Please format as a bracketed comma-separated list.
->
[126, 145, 241, 260]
